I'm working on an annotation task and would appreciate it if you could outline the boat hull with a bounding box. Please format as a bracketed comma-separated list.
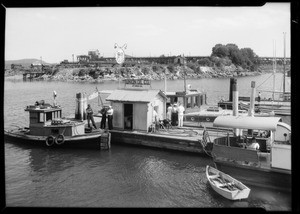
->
[206, 165, 250, 200]
[4, 129, 103, 149]
[214, 160, 291, 191]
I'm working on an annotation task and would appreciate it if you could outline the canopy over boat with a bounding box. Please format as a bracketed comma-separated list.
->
[213, 115, 282, 131]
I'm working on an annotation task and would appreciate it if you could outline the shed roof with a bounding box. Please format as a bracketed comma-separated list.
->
[106, 89, 167, 103]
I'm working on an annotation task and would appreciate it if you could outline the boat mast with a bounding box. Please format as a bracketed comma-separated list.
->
[283, 32, 286, 98]
[272, 40, 276, 101]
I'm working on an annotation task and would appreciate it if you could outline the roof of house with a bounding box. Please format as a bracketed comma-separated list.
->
[106, 89, 167, 102]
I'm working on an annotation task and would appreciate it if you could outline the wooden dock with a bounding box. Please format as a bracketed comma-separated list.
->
[78, 114, 232, 154]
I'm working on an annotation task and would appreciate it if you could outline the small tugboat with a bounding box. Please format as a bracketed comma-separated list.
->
[4, 98, 108, 150]
[206, 165, 251, 200]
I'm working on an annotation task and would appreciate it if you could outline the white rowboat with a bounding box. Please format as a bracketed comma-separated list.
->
[206, 165, 251, 200]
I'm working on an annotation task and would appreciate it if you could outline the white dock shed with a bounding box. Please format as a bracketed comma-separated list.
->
[106, 89, 167, 131]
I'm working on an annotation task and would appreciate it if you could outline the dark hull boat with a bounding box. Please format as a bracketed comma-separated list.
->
[4, 98, 110, 150]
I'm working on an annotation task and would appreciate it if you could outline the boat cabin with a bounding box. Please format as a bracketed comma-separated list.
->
[165, 89, 207, 113]
[25, 101, 85, 136]
[212, 115, 291, 170]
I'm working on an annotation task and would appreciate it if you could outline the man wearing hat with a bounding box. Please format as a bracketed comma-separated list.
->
[86, 104, 97, 129]
[106, 105, 114, 130]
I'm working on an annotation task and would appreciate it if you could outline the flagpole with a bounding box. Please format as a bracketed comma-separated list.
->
[283, 32, 286, 97]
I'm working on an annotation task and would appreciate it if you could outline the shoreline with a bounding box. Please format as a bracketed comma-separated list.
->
[5, 64, 288, 82]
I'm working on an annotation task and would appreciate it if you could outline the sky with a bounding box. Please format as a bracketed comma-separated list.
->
[5, 3, 291, 63]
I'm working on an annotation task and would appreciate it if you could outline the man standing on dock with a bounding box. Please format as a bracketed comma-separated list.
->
[107, 106, 114, 130]
[171, 103, 178, 126]
[100, 106, 107, 129]
[86, 104, 97, 129]
[177, 103, 185, 127]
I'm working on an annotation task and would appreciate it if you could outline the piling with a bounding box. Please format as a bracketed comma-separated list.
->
[100, 130, 111, 150]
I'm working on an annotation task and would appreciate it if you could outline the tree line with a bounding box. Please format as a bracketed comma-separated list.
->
[195, 43, 260, 71]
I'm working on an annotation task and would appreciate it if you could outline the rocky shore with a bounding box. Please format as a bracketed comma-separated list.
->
[5, 64, 284, 82]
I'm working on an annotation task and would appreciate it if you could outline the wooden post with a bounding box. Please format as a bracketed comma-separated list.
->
[100, 131, 111, 150]
[82, 93, 87, 120]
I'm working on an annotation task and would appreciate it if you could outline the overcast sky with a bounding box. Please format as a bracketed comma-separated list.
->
[5, 3, 291, 63]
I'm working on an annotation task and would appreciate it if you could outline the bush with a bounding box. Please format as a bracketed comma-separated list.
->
[186, 62, 198, 72]
[198, 58, 213, 66]
[167, 64, 176, 73]
[78, 69, 88, 76]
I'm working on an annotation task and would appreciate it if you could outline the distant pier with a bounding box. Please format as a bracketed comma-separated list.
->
[23, 71, 46, 80]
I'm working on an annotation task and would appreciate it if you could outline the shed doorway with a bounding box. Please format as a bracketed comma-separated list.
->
[124, 103, 133, 130]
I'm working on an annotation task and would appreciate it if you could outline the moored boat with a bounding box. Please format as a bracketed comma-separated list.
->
[209, 115, 291, 191]
[206, 165, 251, 200]
[4, 99, 108, 150]
[183, 105, 273, 128]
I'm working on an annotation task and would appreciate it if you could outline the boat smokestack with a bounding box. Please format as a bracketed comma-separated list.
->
[232, 78, 239, 136]
[229, 78, 235, 102]
[232, 78, 238, 116]
[75, 92, 87, 120]
[248, 81, 256, 117]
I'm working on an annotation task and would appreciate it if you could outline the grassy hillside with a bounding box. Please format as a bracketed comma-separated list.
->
[5, 59, 49, 69]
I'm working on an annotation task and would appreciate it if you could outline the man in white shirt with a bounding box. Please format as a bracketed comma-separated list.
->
[177, 103, 185, 127]
[106, 106, 114, 130]
[247, 137, 260, 150]
[167, 105, 172, 121]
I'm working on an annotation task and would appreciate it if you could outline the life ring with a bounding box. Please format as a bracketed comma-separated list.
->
[191, 117, 195, 121]
[46, 135, 55, 147]
[55, 134, 65, 145]
[206, 117, 210, 122]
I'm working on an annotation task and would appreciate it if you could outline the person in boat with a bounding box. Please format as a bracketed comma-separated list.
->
[53, 90, 57, 107]
[177, 102, 185, 127]
[86, 104, 97, 129]
[171, 103, 178, 126]
[106, 105, 114, 130]
[100, 106, 107, 129]
[247, 137, 260, 150]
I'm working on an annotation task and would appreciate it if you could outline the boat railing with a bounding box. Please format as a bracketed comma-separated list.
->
[212, 144, 260, 166]
[214, 136, 269, 152]
[213, 136, 241, 147]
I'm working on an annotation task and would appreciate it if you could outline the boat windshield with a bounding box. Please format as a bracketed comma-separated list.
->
[206, 106, 220, 112]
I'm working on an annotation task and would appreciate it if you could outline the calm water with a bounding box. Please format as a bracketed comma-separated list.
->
[4, 73, 292, 209]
